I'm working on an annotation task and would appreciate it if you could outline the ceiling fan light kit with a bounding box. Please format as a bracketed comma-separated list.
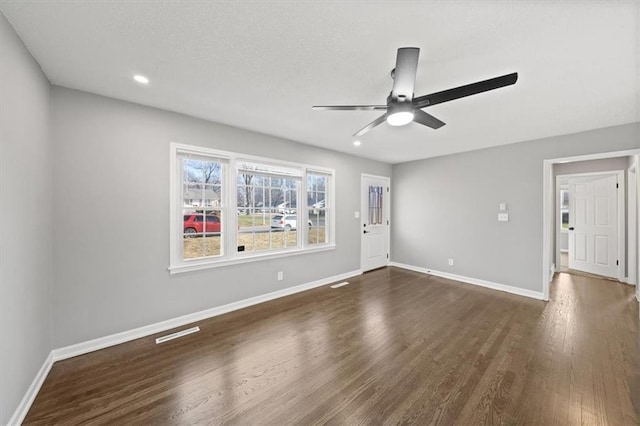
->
[313, 47, 518, 137]
[386, 103, 414, 126]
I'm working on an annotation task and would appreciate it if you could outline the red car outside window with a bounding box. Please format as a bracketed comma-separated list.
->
[183, 214, 221, 235]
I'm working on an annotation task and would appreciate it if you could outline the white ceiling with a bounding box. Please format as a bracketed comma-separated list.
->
[1, 1, 638, 163]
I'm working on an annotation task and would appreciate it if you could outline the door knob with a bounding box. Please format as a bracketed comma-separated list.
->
[568, 227, 574, 230]
[363, 230, 369, 234]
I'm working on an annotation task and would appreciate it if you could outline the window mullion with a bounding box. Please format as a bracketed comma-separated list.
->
[227, 160, 237, 258]
[301, 170, 307, 249]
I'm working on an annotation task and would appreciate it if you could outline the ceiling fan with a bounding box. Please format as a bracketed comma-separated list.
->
[313, 47, 518, 137]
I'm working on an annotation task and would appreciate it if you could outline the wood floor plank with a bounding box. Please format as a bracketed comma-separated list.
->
[24, 268, 639, 425]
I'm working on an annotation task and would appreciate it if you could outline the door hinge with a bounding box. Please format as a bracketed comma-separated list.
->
[387, 187, 389, 192]
[616, 260, 619, 265]
[387, 220, 389, 225]
[616, 183, 619, 188]
[387, 253, 389, 259]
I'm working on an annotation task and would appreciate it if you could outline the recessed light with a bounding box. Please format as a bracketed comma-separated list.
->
[353, 140, 361, 147]
[133, 75, 149, 84]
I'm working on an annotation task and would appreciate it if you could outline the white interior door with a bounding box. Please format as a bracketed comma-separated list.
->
[568, 174, 619, 278]
[361, 175, 390, 272]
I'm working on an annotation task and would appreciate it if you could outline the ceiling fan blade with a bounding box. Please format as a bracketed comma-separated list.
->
[391, 47, 420, 101]
[312, 105, 387, 111]
[413, 72, 518, 109]
[353, 114, 388, 137]
[413, 110, 446, 129]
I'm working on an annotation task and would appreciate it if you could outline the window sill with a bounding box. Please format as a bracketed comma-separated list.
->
[168, 244, 336, 275]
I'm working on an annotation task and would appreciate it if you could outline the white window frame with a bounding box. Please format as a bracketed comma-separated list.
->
[169, 142, 336, 274]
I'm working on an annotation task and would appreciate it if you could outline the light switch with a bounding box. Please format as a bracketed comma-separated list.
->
[499, 203, 507, 211]
[354, 211, 360, 219]
[498, 213, 509, 222]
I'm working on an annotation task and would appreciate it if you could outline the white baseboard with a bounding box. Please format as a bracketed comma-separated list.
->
[390, 262, 545, 300]
[52, 269, 362, 362]
[550, 262, 556, 281]
[8, 352, 54, 426]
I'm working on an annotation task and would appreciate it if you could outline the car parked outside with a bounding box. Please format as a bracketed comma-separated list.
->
[183, 214, 221, 236]
[311, 199, 326, 215]
[270, 214, 312, 230]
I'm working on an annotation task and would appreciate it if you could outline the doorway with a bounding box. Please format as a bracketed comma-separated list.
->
[543, 149, 640, 301]
[361, 174, 390, 272]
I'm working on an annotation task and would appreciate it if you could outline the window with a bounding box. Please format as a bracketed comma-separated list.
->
[170, 143, 335, 273]
[236, 161, 302, 254]
[560, 187, 569, 231]
[179, 153, 225, 260]
[307, 172, 330, 245]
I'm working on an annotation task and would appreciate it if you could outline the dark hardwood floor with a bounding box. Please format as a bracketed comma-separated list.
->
[25, 267, 639, 425]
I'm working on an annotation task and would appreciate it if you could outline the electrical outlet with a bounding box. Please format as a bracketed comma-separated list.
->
[277, 271, 283, 281]
[448, 258, 454, 266]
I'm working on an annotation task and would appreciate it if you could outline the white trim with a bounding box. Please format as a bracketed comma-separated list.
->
[542, 149, 640, 301]
[550, 262, 556, 281]
[52, 269, 362, 361]
[168, 244, 336, 274]
[549, 149, 640, 164]
[8, 352, 54, 426]
[170, 142, 335, 173]
[361, 173, 392, 180]
[390, 262, 545, 300]
[627, 164, 638, 286]
[555, 182, 569, 269]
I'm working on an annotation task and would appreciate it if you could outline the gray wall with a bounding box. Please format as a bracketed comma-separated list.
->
[50, 87, 391, 348]
[391, 123, 640, 293]
[0, 13, 53, 424]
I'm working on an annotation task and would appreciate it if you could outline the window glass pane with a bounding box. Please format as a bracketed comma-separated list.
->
[307, 173, 329, 245]
[368, 185, 383, 225]
[561, 210, 569, 229]
[183, 235, 204, 260]
[183, 159, 222, 207]
[238, 168, 300, 254]
[560, 189, 569, 209]
[560, 188, 569, 229]
[179, 152, 224, 261]
[182, 210, 223, 259]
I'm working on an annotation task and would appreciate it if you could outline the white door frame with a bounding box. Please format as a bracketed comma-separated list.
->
[555, 180, 569, 264]
[542, 149, 640, 301]
[557, 171, 624, 279]
[628, 164, 637, 286]
[360, 173, 391, 271]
